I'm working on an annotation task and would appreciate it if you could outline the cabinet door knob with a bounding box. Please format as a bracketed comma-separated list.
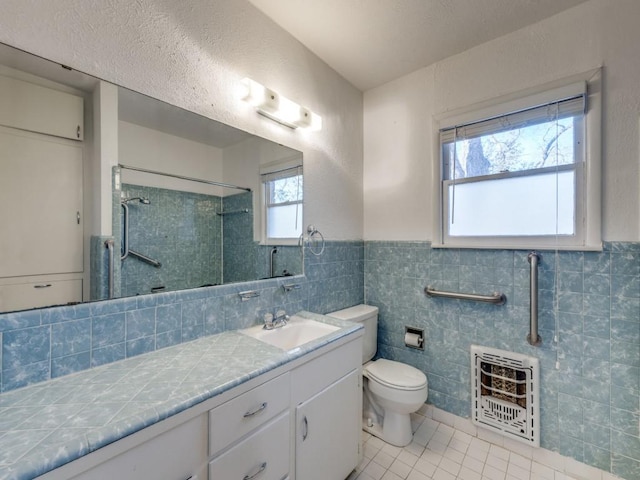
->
[243, 402, 267, 418]
[243, 461, 267, 480]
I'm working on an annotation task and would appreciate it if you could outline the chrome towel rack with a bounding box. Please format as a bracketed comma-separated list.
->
[424, 286, 506, 305]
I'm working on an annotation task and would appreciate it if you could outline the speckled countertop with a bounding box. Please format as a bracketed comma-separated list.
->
[0, 311, 361, 480]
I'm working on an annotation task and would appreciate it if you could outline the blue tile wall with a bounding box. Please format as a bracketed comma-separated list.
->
[365, 241, 640, 480]
[119, 184, 223, 296]
[222, 192, 256, 283]
[0, 240, 363, 391]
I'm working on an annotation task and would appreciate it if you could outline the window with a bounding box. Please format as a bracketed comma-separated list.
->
[261, 162, 303, 241]
[435, 77, 601, 250]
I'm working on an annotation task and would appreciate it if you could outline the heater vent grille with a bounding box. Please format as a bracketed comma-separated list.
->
[471, 345, 540, 447]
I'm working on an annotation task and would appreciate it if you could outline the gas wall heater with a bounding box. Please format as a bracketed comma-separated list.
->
[470, 345, 540, 447]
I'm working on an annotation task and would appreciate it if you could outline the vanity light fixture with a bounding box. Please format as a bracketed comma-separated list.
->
[240, 78, 322, 131]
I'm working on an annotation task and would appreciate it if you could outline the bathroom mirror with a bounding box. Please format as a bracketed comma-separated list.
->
[0, 42, 303, 313]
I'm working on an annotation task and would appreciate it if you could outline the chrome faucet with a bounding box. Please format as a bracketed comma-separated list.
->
[263, 309, 289, 330]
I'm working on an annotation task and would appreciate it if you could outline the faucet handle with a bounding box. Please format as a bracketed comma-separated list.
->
[263, 312, 274, 328]
[275, 309, 286, 319]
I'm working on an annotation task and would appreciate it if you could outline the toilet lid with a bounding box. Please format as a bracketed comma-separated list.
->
[365, 359, 427, 391]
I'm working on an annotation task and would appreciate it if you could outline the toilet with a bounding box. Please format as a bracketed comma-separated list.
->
[327, 304, 428, 447]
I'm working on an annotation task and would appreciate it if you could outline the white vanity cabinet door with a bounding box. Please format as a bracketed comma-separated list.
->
[0, 126, 83, 279]
[209, 372, 290, 456]
[295, 369, 360, 480]
[209, 411, 290, 480]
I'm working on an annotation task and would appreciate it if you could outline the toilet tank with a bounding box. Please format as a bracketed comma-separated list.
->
[327, 304, 378, 363]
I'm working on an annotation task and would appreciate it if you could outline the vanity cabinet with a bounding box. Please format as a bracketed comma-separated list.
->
[36, 331, 362, 480]
[291, 337, 362, 480]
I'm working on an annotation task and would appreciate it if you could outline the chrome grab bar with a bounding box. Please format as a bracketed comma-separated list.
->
[216, 208, 249, 216]
[120, 202, 161, 268]
[128, 249, 162, 268]
[105, 239, 115, 299]
[527, 251, 542, 346]
[120, 203, 129, 260]
[424, 286, 506, 305]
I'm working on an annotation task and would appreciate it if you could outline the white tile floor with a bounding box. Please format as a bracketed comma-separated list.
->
[346, 407, 621, 480]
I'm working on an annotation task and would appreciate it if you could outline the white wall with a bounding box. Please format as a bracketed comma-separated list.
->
[0, 0, 363, 241]
[364, 0, 640, 242]
[119, 121, 225, 196]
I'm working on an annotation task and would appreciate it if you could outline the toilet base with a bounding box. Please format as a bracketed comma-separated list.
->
[362, 410, 413, 447]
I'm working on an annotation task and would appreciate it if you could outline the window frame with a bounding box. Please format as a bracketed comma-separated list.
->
[432, 71, 602, 251]
[260, 159, 303, 245]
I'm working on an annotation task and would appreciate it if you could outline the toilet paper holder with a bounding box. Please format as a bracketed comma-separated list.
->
[404, 326, 424, 350]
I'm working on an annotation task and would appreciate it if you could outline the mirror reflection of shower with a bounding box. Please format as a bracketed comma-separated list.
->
[120, 195, 161, 268]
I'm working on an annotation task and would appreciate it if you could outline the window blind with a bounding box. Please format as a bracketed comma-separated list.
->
[440, 94, 585, 144]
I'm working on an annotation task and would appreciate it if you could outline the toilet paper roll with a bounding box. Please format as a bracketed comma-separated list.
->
[404, 332, 422, 348]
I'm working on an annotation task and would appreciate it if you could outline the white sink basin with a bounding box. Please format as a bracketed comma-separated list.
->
[239, 315, 340, 350]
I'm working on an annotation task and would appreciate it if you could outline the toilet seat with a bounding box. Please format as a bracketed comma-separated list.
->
[365, 359, 427, 391]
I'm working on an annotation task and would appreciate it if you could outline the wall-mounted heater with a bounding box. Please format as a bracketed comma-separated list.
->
[470, 345, 540, 447]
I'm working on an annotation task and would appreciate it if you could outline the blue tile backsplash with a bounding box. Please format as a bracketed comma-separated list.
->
[365, 241, 640, 479]
[2, 239, 638, 478]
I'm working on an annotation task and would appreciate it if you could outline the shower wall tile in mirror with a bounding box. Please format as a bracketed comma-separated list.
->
[118, 184, 223, 297]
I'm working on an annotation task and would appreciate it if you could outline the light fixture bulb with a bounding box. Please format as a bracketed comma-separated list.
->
[239, 78, 321, 131]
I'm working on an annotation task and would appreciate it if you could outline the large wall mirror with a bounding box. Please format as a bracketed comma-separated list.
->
[0, 42, 304, 314]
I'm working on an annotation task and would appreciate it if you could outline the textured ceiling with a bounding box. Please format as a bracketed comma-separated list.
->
[248, 0, 590, 91]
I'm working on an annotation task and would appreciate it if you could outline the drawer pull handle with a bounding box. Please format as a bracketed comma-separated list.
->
[243, 461, 267, 480]
[243, 402, 267, 418]
[34, 284, 52, 289]
[302, 415, 308, 441]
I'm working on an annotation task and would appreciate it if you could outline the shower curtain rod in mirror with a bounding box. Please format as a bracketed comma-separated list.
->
[118, 164, 252, 192]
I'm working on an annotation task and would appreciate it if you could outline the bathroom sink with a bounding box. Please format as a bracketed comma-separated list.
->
[239, 316, 340, 350]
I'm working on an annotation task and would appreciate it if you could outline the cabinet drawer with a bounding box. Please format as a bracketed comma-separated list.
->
[209, 412, 289, 480]
[0, 279, 82, 313]
[68, 414, 207, 480]
[209, 372, 290, 456]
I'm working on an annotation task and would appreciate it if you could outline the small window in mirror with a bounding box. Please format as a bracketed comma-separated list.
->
[262, 165, 303, 240]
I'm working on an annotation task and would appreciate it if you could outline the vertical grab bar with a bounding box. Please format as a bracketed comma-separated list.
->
[120, 203, 129, 260]
[105, 239, 115, 299]
[527, 251, 542, 346]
